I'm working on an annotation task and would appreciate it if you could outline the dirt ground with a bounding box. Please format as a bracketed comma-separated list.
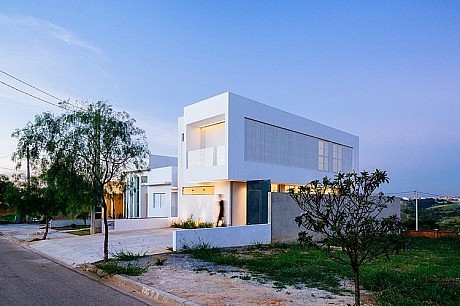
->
[129, 253, 356, 305]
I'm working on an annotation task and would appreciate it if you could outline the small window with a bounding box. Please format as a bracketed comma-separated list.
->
[153, 193, 166, 208]
[182, 186, 214, 195]
[141, 176, 148, 183]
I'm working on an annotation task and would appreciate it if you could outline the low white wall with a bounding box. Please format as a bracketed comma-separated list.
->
[173, 224, 271, 251]
[103, 217, 179, 233]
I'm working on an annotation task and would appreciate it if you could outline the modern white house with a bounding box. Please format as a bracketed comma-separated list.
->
[177, 92, 359, 228]
[117, 92, 368, 248]
[104, 155, 178, 232]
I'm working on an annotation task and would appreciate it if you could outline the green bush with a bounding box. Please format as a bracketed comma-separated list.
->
[171, 215, 214, 229]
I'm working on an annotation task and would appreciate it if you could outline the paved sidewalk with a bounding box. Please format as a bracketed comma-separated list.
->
[0, 223, 175, 266]
[0, 223, 355, 305]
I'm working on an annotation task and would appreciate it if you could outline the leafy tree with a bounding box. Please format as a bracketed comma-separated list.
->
[3, 175, 66, 239]
[289, 170, 405, 306]
[0, 174, 14, 211]
[12, 101, 148, 260]
[3, 176, 24, 221]
[43, 157, 94, 225]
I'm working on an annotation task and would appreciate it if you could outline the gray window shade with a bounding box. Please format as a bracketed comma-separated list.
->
[244, 118, 352, 172]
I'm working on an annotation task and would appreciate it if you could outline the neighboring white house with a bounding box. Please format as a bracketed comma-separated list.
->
[125, 154, 178, 219]
[177, 92, 359, 227]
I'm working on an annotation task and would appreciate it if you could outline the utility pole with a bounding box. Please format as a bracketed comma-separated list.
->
[415, 190, 419, 231]
[26, 146, 31, 223]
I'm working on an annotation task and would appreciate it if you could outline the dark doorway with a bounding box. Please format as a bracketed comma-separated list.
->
[246, 180, 270, 225]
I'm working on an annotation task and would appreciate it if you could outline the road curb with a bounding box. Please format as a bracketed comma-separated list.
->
[81, 263, 199, 306]
[0, 231, 30, 246]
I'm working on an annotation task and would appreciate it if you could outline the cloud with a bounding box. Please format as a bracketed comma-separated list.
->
[132, 113, 178, 157]
[0, 13, 104, 58]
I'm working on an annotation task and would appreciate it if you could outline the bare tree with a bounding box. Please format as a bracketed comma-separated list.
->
[289, 170, 405, 306]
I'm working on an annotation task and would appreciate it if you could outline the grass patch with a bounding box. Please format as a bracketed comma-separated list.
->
[360, 237, 460, 305]
[155, 257, 166, 266]
[95, 261, 148, 276]
[112, 249, 147, 261]
[184, 242, 349, 293]
[68, 229, 90, 236]
[184, 237, 460, 305]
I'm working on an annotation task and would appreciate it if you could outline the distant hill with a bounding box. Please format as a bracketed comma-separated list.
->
[401, 198, 460, 231]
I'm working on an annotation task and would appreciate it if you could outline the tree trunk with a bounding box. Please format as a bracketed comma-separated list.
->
[103, 201, 109, 261]
[353, 265, 361, 306]
[42, 217, 50, 240]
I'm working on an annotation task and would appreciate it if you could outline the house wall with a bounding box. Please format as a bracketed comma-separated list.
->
[231, 181, 247, 226]
[103, 217, 178, 232]
[173, 224, 271, 251]
[226, 92, 359, 184]
[177, 92, 359, 228]
[178, 180, 231, 225]
[125, 165, 177, 219]
[146, 185, 173, 217]
[271, 192, 323, 243]
[271, 192, 402, 243]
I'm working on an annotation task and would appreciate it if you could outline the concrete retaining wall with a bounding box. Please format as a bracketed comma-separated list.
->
[173, 224, 271, 251]
[103, 217, 179, 233]
[271, 193, 402, 243]
[271, 193, 322, 243]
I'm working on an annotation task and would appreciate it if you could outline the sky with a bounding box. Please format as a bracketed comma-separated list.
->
[0, 1, 459, 196]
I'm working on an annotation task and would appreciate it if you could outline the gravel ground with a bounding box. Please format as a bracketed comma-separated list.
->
[128, 253, 356, 305]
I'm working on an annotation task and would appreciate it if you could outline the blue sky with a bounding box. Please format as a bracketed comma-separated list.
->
[0, 1, 459, 196]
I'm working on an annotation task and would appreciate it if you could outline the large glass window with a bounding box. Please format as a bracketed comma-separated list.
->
[332, 144, 342, 173]
[318, 140, 329, 171]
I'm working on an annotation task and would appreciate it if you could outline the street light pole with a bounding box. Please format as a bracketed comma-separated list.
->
[415, 190, 419, 231]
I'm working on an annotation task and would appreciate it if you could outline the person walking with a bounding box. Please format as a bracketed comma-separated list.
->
[216, 194, 225, 227]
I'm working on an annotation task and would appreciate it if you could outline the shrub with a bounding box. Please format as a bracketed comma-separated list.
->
[95, 261, 148, 276]
[171, 215, 214, 229]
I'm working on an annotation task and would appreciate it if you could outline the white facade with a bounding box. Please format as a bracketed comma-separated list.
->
[125, 155, 178, 219]
[178, 92, 359, 226]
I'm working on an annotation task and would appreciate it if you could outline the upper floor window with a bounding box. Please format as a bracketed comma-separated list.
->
[318, 140, 329, 171]
[200, 122, 225, 149]
[332, 144, 343, 173]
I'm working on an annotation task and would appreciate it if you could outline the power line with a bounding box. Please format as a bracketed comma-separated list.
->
[0, 68, 83, 111]
[419, 191, 443, 198]
[0, 80, 63, 109]
[0, 68, 63, 102]
[386, 190, 448, 198]
[385, 191, 415, 196]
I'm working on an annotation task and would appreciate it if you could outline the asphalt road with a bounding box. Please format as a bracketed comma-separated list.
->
[0, 237, 156, 306]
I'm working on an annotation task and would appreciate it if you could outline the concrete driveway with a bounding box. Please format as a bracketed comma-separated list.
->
[0, 224, 175, 266]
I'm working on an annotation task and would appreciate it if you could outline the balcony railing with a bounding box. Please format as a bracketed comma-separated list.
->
[187, 145, 226, 169]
